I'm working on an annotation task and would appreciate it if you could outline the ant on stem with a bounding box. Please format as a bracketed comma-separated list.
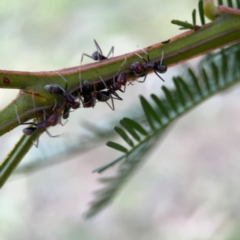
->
[81, 39, 114, 63]
[15, 105, 60, 148]
[94, 73, 123, 111]
[78, 80, 96, 108]
[45, 72, 80, 110]
[130, 49, 167, 82]
[112, 57, 128, 93]
[45, 72, 80, 119]
[79, 39, 114, 96]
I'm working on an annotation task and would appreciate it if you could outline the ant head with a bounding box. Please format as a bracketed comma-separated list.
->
[92, 51, 100, 61]
[92, 51, 106, 61]
[45, 84, 64, 95]
[44, 84, 54, 93]
[157, 64, 167, 73]
[83, 80, 90, 89]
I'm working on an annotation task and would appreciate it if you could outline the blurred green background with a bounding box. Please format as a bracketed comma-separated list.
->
[1, 0, 240, 239]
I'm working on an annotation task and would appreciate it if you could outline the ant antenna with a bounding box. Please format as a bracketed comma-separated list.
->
[160, 49, 164, 65]
[55, 71, 68, 90]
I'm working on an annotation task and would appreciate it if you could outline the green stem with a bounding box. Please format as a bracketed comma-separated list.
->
[0, 7, 240, 137]
[0, 130, 42, 188]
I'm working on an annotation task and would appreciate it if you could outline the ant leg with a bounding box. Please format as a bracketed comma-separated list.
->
[137, 73, 147, 83]
[81, 53, 95, 63]
[43, 110, 47, 121]
[52, 99, 57, 111]
[98, 73, 108, 89]
[111, 91, 123, 101]
[79, 53, 94, 92]
[31, 89, 36, 110]
[105, 95, 115, 111]
[106, 46, 114, 59]
[55, 72, 68, 91]
[91, 83, 97, 108]
[122, 83, 126, 93]
[79, 60, 83, 93]
[140, 48, 151, 62]
[160, 49, 164, 65]
[154, 70, 165, 82]
[93, 39, 103, 58]
[14, 104, 21, 124]
[45, 129, 60, 138]
[33, 135, 39, 148]
[135, 53, 148, 64]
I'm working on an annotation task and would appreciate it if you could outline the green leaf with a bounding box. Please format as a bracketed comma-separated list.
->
[120, 119, 141, 142]
[188, 68, 202, 98]
[140, 95, 161, 130]
[106, 141, 128, 153]
[162, 86, 178, 114]
[173, 77, 186, 107]
[192, 9, 197, 26]
[198, 0, 205, 25]
[114, 126, 134, 147]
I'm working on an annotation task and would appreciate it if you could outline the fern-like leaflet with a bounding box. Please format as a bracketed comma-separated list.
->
[86, 43, 240, 218]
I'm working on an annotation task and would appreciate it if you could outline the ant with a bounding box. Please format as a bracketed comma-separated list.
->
[45, 72, 80, 119]
[130, 49, 167, 82]
[44, 72, 80, 110]
[112, 57, 127, 93]
[81, 39, 114, 63]
[94, 74, 123, 111]
[79, 39, 114, 91]
[15, 105, 60, 148]
[79, 80, 96, 108]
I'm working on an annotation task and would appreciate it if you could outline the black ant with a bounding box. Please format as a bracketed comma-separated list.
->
[113, 72, 127, 93]
[130, 49, 167, 82]
[45, 72, 80, 119]
[112, 57, 127, 93]
[81, 39, 114, 63]
[44, 72, 80, 110]
[15, 105, 60, 147]
[94, 74, 123, 111]
[78, 39, 114, 96]
[79, 80, 96, 108]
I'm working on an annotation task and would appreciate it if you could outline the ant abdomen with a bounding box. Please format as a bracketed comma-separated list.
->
[23, 127, 36, 135]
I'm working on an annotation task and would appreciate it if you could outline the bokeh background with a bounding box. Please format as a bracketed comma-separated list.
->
[1, 0, 240, 239]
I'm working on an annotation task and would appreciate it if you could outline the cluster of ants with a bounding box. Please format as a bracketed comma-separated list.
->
[17, 40, 167, 147]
